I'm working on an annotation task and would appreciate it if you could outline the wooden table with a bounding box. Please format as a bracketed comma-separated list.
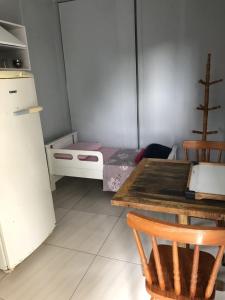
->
[112, 159, 225, 224]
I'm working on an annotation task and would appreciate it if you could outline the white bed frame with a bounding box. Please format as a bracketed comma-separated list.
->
[45, 132, 177, 191]
[45, 132, 104, 190]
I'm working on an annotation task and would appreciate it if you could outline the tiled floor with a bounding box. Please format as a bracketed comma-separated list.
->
[0, 177, 224, 300]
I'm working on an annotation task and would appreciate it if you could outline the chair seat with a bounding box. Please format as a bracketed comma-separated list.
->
[146, 245, 216, 300]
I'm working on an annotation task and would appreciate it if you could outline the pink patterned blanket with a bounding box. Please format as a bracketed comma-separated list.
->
[62, 143, 138, 192]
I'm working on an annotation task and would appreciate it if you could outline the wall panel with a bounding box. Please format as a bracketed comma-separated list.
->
[59, 0, 138, 148]
[138, 0, 225, 152]
[20, 0, 72, 142]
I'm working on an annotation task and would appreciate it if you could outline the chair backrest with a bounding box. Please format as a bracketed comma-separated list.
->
[127, 212, 225, 299]
[183, 140, 225, 162]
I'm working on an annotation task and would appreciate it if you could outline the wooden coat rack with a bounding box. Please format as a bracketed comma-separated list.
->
[192, 53, 223, 141]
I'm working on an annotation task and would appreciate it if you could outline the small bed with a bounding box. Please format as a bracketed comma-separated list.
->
[45, 132, 177, 192]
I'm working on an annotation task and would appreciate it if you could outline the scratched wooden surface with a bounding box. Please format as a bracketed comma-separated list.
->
[112, 159, 225, 221]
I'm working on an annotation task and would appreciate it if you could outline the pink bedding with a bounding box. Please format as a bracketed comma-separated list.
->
[52, 143, 119, 162]
[53, 142, 137, 192]
[99, 147, 118, 163]
[66, 142, 101, 151]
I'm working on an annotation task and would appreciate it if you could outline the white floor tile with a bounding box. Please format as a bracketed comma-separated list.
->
[71, 256, 149, 300]
[216, 292, 225, 299]
[53, 178, 93, 209]
[73, 185, 124, 217]
[54, 208, 69, 223]
[47, 210, 118, 254]
[1, 176, 224, 300]
[53, 190, 84, 210]
[99, 217, 151, 264]
[0, 245, 94, 300]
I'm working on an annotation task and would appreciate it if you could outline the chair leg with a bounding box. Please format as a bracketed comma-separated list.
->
[217, 220, 225, 266]
[217, 220, 225, 227]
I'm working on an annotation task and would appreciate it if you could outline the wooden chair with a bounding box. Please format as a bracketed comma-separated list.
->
[183, 140, 225, 162]
[127, 212, 225, 300]
[183, 140, 225, 227]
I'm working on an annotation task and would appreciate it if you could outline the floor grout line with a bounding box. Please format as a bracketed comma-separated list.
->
[46, 232, 141, 265]
[52, 183, 95, 224]
[54, 208, 70, 226]
[70, 207, 123, 218]
[68, 254, 98, 300]
[45, 243, 96, 257]
[69, 184, 95, 210]
[97, 254, 141, 266]
[96, 215, 121, 256]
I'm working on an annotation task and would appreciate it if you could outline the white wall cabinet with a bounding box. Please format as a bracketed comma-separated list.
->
[0, 20, 31, 70]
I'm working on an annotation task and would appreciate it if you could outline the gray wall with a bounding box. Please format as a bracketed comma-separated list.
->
[0, 0, 21, 23]
[20, 0, 71, 142]
[59, 0, 225, 151]
[0, 0, 72, 142]
[59, 0, 138, 148]
[2, 0, 225, 148]
[138, 0, 225, 153]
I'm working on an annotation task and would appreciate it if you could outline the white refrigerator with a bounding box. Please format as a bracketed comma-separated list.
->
[0, 71, 56, 271]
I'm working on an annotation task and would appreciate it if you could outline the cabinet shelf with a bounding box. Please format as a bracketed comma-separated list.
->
[0, 68, 30, 71]
[0, 20, 31, 71]
[0, 43, 26, 49]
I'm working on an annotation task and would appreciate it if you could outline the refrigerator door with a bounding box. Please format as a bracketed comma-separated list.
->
[0, 76, 55, 270]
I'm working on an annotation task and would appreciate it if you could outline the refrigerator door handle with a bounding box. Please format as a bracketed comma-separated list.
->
[14, 106, 43, 116]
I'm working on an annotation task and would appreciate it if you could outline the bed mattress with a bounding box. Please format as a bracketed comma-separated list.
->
[64, 143, 138, 192]
[103, 148, 139, 192]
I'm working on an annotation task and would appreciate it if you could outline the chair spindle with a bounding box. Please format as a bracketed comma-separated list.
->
[196, 150, 199, 162]
[207, 149, 211, 162]
[205, 245, 225, 299]
[152, 236, 165, 291]
[132, 229, 153, 285]
[127, 212, 225, 300]
[172, 241, 181, 296]
[190, 245, 199, 298]
[185, 149, 189, 160]
[183, 140, 225, 163]
[217, 150, 222, 163]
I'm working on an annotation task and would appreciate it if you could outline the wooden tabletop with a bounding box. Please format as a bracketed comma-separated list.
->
[112, 159, 225, 221]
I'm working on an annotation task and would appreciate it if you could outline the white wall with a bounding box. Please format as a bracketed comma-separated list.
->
[0, 0, 21, 23]
[20, 0, 71, 142]
[59, 0, 138, 148]
[138, 0, 225, 154]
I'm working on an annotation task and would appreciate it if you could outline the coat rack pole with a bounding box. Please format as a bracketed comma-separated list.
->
[192, 53, 223, 142]
[202, 53, 211, 141]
